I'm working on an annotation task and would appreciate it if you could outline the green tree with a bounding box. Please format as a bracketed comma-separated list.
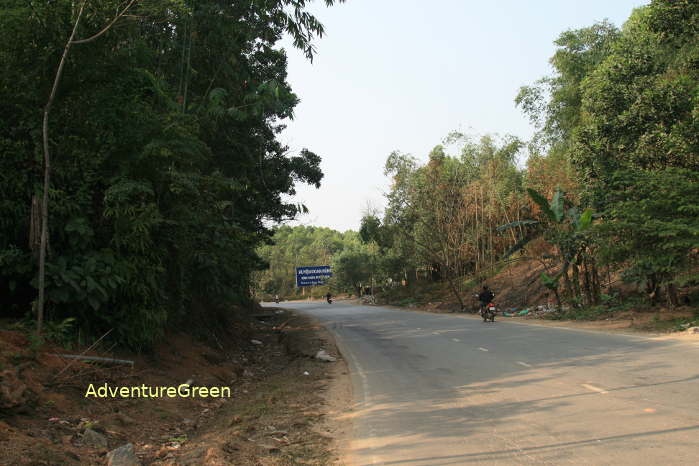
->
[573, 1, 699, 187]
[595, 168, 699, 306]
[332, 247, 372, 297]
[516, 21, 620, 156]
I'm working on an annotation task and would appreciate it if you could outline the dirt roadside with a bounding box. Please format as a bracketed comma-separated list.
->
[0, 310, 352, 465]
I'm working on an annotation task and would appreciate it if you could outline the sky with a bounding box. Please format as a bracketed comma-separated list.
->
[278, 0, 649, 232]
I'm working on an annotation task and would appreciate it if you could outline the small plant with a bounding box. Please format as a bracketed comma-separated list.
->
[43, 317, 77, 348]
[600, 292, 618, 305]
[168, 435, 188, 444]
[82, 420, 97, 431]
[28, 333, 45, 356]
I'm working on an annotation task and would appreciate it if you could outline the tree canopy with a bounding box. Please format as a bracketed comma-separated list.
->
[0, 0, 343, 348]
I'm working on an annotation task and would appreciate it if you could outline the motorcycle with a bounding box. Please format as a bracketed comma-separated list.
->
[326, 296, 333, 304]
[481, 302, 496, 322]
[274, 297, 280, 304]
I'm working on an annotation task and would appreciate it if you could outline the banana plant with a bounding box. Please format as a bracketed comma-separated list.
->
[498, 187, 595, 310]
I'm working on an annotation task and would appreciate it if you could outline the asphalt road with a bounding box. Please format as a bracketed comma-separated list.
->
[269, 300, 699, 465]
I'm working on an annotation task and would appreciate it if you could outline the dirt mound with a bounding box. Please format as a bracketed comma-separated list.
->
[0, 311, 346, 465]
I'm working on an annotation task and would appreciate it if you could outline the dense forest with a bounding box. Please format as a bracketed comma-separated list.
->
[259, 1, 699, 313]
[0, 0, 343, 348]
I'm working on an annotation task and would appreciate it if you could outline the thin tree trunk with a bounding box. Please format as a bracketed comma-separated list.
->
[582, 258, 592, 306]
[38, 1, 87, 336]
[666, 283, 679, 308]
[572, 262, 581, 305]
[590, 260, 601, 305]
[29, 195, 41, 257]
[562, 267, 572, 301]
[553, 288, 562, 313]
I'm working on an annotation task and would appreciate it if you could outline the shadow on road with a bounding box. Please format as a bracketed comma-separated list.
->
[273, 301, 699, 464]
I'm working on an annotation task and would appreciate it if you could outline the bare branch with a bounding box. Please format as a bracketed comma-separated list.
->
[71, 0, 139, 44]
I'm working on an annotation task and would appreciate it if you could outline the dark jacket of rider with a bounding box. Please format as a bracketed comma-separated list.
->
[478, 288, 495, 305]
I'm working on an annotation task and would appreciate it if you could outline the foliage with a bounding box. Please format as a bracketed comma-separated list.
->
[332, 247, 373, 296]
[595, 168, 699, 302]
[573, 1, 699, 188]
[377, 133, 529, 307]
[255, 226, 360, 298]
[516, 21, 620, 156]
[499, 187, 598, 309]
[516, 1, 698, 308]
[0, 0, 343, 348]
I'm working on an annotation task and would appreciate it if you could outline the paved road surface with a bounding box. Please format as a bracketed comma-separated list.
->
[267, 300, 699, 465]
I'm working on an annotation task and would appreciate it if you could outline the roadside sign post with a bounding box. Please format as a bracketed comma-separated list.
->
[296, 266, 332, 294]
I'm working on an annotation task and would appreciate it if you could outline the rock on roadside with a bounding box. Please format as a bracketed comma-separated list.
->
[315, 350, 337, 362]
[82, 428, 108, 449]
[106, 443, 140, 466]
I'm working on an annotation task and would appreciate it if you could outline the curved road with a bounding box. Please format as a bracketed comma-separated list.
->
[272, 300, 699, 465]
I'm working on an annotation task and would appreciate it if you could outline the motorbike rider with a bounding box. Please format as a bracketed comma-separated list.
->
[477, 285, 495, 314]
[326, 292, 332, 303]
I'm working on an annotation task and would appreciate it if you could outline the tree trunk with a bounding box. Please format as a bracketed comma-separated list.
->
[553, 287, 562, 313]
[646, 275, 660, 305]
[38, 1, 87, 336]
[582, 258, 592, 306]
[572, 262, 581, 306]
[666, 283, 679, 308]
[562, 267, 573, 301]
[590, 260, 601, 305]
[29, 195, 41, 257]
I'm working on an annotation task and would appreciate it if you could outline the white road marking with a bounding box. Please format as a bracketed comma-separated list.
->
[478, 347, 489, 352]
[452, 338, 461, 342]
[517, 361, 532, 367]
[582, 383, 608, 394]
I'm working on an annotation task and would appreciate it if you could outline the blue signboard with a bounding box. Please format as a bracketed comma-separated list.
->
[296, 266, 332, 287]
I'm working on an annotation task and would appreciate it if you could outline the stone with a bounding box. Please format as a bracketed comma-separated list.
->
[106, 443, 140, 466]
[82, 428, 108, 449]
[314, 350, 336, 362]
[0, 369, 34, 411]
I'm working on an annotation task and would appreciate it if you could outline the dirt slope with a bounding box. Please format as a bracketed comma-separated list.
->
[0, 311, 349, 465]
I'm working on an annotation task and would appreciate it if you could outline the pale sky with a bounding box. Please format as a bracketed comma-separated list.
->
[279, 0, 648, 232]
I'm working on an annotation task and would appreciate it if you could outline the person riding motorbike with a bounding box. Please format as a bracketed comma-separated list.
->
[326, 292, 332, 304]
[477, 286, 495, 315]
